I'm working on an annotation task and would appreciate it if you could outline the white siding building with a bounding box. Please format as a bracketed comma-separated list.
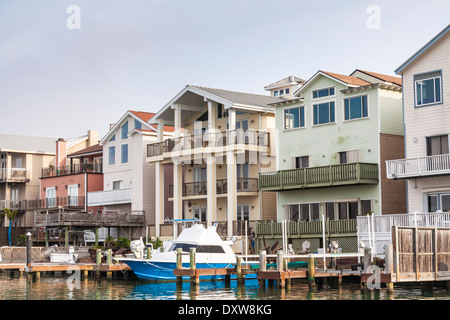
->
[386, 24, 450, 213]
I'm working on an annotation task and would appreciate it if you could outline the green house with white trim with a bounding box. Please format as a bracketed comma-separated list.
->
[258, 69, 407, 252]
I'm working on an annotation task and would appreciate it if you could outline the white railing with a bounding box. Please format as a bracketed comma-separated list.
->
[386, 153, 450, 179]
[87, 188, 132, 206]
[357, 212, 450, 256]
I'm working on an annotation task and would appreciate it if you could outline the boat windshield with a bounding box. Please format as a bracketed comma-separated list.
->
[169, 243, 198, 253]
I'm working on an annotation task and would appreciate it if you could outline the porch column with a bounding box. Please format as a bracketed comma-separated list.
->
[206, 100, 217, 227]
[154, 119, 165, 238]
[172, 104, 183, 238]
[226, 109, 237, 237]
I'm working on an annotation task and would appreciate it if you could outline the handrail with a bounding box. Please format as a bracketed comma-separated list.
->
[386, 153, 450, 179]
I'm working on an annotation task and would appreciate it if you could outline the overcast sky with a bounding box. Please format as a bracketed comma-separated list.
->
[1, 0, 449, 141]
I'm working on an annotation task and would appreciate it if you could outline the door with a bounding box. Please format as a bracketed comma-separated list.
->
[46, 187, 56, 207]
[235, 120, 249, 144]
[193, 206, 207, 222]
[236, 205, 250, 235]
[193, 166, 207, 195]
[68, 184, 79, 206]
[237, 162, 249, 191]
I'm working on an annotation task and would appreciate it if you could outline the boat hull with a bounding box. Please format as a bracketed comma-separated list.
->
[122, 259, 256, 281]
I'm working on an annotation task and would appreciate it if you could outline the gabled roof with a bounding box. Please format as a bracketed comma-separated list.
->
[351, 70, 402, 86]
[150, 85, 286, 124]
[100, 110, 159, 145]
[320, 71, 371, 87]
[395, 24, 450, 74]
[264, 76, 306, 90]
[0, 133, 56, 154]
[67, 144, 103, 158]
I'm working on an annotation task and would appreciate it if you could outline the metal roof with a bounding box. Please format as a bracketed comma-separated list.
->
[0, 133, 56, 154]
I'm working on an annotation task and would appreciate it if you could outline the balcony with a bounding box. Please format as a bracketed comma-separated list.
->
[258, 162, 378, 191]
[87, 189, 132, 206]
[0, 196, 85, 211]
[386, 154, 450, 179]
[0, 168, 30, 183]
[169, 178, 258, 198]
[147, 129, 270, 157]
[41, 163, 102, 178]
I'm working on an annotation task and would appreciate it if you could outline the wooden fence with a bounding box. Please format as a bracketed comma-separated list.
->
[392, 226, 450, 282]
[0, 227, 28, 247]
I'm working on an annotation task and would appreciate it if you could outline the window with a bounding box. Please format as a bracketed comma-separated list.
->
[46, 187, 56, 208]
[361, 200, 372, 215]
[134, 119, 142, 130]
[217, 103, 225, 119]
[284, 106, 305, 129]
[427, 193, 450, 212]
[285, 88, 290, 95]
[197, 245, 225, 253]
[121, 121, 128, 139]
[109, 135, 115, 142]
[415, 71, 442, 107]
[426, 135, 449, 156]
[280, 89, 284, 95]
[169, 243, 198, 253]
[338, 202, 358, 220]
[108, 146, 115, 165]
[293, 156, 309, 169]
[312, 87, 335, 99]
[326, 202, 335, 220]
[338, 150, 360, 164]
[313, 101, 335, 125]
[121, 144, 128, 164]
[237, 205, 250, 220]
[112, 180, 123, 190]
[193, 207, 207, 222]
[344, 95, 368, 120]
[68, 184, 79, 206]
[274, 90, 279, 97]
[288, 203, 319, 221]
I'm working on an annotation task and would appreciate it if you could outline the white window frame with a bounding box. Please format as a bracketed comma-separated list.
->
[414, 70, 443, 108]
[343, 94, 369, 121]
[311, 86, 336, 100]
[283, 105, 305, 130]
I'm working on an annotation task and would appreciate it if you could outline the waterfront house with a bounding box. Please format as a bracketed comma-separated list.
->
[146, 85, 286, 240]
[87, 110, 174, 240]
[0, 131, 99, 230]
[386, 24, 450, 213]
[258, 69, 406, 252]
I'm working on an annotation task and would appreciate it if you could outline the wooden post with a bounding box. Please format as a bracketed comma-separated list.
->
[277, 250, 285, 288]
[106, 249, 113, 279]
[364, 247, 372, 272]
[258, 250, 267, 288]
[96, 249, 102, 265]
[236, 256, 244, 284]
[308, 257, 315, 288]
[147, 246, 152, 260]
[190, 248, 198, 285]
[176, 248, 182, 284]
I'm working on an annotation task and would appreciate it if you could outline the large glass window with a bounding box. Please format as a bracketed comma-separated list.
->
[427, 193, 450, 212]
[426, 135, 449, 156]
[344, 95, 368, 120]
[312, 87, 335, 99]
[121, 121, 128, 139]
[284, 107, 305, 129]
[134, 119, 142, 130]
[108, 146, 115, 165]
[313, 101, 335, 125]
[121, 144, 128, 164]
[415, 71, 442, 107]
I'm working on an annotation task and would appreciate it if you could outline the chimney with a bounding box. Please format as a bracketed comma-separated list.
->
[87, 130, 99, 147]
[56, 138, 67, 169]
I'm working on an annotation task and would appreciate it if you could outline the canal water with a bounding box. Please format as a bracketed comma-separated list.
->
[0, 272, 449, 301]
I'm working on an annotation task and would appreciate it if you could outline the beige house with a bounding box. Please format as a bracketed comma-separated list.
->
[146, 85, 287, 238]
[0, 131, 99, 227]
[386, 24, 450, 213]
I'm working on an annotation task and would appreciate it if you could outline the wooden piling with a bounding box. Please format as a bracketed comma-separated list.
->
[308, 257, 315, 288]
[236, 256, 244, 284]
[259, 250, 267, 287]
[176, 248, 183, 284]
[190, 248, 198, 285]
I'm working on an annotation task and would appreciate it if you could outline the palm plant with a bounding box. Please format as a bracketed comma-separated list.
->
[0, 208, 18, 246]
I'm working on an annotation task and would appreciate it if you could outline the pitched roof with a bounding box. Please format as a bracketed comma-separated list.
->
[395, 24, 450, 74]
[67, 144, 103, 157]
[129, 110, 155, 123]
[320, 71, 372, 87]
[190, 85, 286, 108]
[353, 70, 402, 86]
[264, 76, 306, 90]
[0, 133, 56, 154]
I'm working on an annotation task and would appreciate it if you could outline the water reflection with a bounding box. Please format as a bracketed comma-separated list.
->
[0, 273, 449, 300]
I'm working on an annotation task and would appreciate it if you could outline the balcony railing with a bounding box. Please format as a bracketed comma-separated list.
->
[169, 178, 258, 197]
[147, 129, 270, 157]
[256, 219, 358, 237]
[386, 154, 450, 179]
[258, 162, 378, 191]
[0, 168, 30, 183]
[34, 210, 144, 227]
[41, 163, 103, 178]
[87, 189, 132, 206]
[0, 196, 86, 211]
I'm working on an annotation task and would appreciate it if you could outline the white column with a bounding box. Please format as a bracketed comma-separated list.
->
[226, 108, 237, 237]
[206, 100, 217, 227]
[172, 104, 183, 238]
[154, 119, 165, 238]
